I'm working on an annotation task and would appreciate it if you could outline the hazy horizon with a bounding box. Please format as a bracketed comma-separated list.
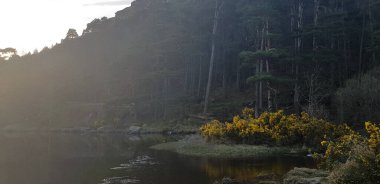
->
[0, 0, 133, 54]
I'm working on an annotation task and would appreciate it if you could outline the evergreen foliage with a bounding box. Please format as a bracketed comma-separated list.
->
[0, 0, 379, 127]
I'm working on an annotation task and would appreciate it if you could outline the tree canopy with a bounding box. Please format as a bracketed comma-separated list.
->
[0, 0, 379, 127]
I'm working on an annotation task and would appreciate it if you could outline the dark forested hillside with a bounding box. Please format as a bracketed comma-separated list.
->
[1, 0, 380, 128]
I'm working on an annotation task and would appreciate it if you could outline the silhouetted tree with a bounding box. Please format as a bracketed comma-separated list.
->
[65, 28, 79, 39]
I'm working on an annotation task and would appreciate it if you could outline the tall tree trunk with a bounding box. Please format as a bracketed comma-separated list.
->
[343, 33, 349, 78]
[266, 60, 271, 111]
[368, 0, 376, 65]
[313, 0, 320, 55]
[358, 14, 366, 77]
[197, 55, 203, 98]
[259, 60, 263, 110]
[294, 0, 303, 115]
[265, 18, 272, 111]
[236, 59, 240, 91]
[222, 49, 227, 97]
[294, 65, 300, 114]
[203, 0, 223, 114]
[255, 59, 260, 118]
[255, 28, 260, 118]
[259, 25, 265, 111]
[162, 78, 168, 120]
[184, 61, 189, 93]
[151, 91, 157, 121]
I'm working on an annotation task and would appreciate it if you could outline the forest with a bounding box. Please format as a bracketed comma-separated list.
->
[0, 0, 380, 129]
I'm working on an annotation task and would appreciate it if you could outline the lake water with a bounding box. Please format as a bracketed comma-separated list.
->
[0, 133, 314, 184]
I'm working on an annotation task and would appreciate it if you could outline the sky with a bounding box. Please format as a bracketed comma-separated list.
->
[0, 0, 133, 55]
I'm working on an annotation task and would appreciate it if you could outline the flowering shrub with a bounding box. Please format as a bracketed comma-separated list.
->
[224, 112, 269, 144]
[318, 132, 364, 170]
[316, 122, 380, 183]
[327, 143, 380, 184]
[200, 108, 337, 147]
[200, 109, 380, 183]
[199, 120, 225, 142]
[365, 122, 380, 156]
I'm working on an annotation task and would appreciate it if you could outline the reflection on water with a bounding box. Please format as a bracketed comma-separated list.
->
[0, 133, 314, 184]
[200, 157, 314, 182]
[101, 176, 140, 184]
[110, 155, 157, 170]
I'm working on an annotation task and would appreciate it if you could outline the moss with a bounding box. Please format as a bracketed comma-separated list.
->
[151, 135, 306, 159]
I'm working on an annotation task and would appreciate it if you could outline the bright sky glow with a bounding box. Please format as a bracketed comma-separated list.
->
[0, 0, 133, 54]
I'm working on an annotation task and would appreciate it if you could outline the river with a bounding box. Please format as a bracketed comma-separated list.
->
[0, 133, 314, 184]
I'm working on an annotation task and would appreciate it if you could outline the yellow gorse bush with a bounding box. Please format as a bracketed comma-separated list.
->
[200, 108, 380, 150]
[365, 121, 380, 156]
[319, 131, 363, 169]
[318, 122, 380, 171]
[200, 108, 338, 147]
[199, 120, 225, 140]
[201, 108, 380, 179]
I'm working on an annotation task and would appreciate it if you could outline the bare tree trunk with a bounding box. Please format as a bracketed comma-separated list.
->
[259, 25, 265, 111]
[255, 59, 260, 118]
[236, 59, 240, 90]
[192, 57, 197, 95]
[255, 27, 260, 118]
[306, 67, 321, 117]
[368, 0, 376, 65]
[294, 0, 303, 115]
[290, 0, 295, 33]
[307, 73, 314, 114]
[358, 14, 366, 77]
[162, 78, 168, 120]
[259, 60, 263, 110]
[266, 61, 271, 111]
[265, 18, 272, 111]
[313, 0, 320, 54]
[203, 0, 223, 114]
[184, 61, 189, 93]
[294, 65, 300, 114]
[222, 49, 227, 97]
[341, 0, 349, 78]
[197, 55, 203, 98]
[343, 33, 349, 78]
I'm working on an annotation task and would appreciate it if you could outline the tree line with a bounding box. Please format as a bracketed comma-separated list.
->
[0, 0, 379, 127]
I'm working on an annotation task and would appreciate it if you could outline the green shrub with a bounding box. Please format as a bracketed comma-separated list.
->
[335, 67, 380, 125]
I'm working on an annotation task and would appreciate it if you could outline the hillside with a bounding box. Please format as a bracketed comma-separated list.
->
[0, 0, 380, 128]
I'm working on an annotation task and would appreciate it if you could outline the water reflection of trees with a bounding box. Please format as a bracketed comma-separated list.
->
[0, 134, 168, 184]
[200, 157, 312, 182]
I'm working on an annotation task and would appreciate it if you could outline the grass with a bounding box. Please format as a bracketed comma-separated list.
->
[140, 119, 204, 134]
[151, 135, 307, 159]
[283, 167, 328, 184]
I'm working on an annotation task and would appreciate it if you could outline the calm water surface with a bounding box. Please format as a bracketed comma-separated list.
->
[0, 133, 314, 184]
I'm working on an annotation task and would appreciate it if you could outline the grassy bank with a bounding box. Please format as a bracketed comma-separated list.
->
[283, 168, 328, 184]
[151, 135, 307, 159]
[139, 119, 203, 134]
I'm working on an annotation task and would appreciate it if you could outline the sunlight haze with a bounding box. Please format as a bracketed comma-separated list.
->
[0, 0, 132, 54]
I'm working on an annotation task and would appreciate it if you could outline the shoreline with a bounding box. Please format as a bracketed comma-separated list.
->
[0, 127, 197, 135]
[151, 135, 309, 159]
